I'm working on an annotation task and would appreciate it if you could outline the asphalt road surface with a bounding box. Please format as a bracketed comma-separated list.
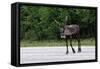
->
[20, 46, 95, 64]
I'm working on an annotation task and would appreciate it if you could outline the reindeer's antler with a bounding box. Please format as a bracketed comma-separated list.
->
[54, 20, 61, 26]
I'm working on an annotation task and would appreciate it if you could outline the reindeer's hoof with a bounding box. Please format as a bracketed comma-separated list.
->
[73, 51, 75, 53]
[66, 51, 69, 54]
[78, 50, 81, 53]
[78, 48, 81, 53]
[72, 50, 75, 53]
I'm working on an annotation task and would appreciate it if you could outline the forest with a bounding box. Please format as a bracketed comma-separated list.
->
[20, 5, 96, 47]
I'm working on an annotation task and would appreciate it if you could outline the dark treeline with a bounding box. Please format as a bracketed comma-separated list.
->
[20, 5, 96, 40]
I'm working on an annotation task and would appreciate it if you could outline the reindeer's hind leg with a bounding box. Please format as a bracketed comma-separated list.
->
[65, 36, 69, 54]
[77, 34, 81, 52]
[78, 38, 81, 52]
[70, 36, 75, 53]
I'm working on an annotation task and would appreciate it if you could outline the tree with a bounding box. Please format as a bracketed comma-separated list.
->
[20, 5, 96, 40]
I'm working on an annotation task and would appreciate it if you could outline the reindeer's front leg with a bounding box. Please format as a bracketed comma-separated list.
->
[65, 36, 68, 54]
[70, 36, 75, 53]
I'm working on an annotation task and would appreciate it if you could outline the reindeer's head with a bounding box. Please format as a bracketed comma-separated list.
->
[54, 16, 70, 38]
[59, 27, 66, 38]
[59, 25, 72, 38]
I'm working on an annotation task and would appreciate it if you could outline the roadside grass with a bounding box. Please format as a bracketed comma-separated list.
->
[20, 38, 95, 47]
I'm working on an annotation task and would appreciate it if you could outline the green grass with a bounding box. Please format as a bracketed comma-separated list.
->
[20, 38, 95, 47]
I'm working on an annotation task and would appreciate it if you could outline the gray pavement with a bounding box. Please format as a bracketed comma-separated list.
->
[20, 46, 95, 64]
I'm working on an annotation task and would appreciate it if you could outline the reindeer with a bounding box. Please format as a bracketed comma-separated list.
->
[54, 16, 81, 54]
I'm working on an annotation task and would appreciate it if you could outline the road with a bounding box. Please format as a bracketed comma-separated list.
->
[20, 46, 95, 64]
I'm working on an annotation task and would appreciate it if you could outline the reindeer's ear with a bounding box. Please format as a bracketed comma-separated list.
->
[54, 19, 61, 26]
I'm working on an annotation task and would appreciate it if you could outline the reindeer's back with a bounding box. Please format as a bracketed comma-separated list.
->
[64, 25, 80, 35]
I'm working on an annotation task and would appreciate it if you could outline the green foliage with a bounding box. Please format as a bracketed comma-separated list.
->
[20, 5, 96, 40]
